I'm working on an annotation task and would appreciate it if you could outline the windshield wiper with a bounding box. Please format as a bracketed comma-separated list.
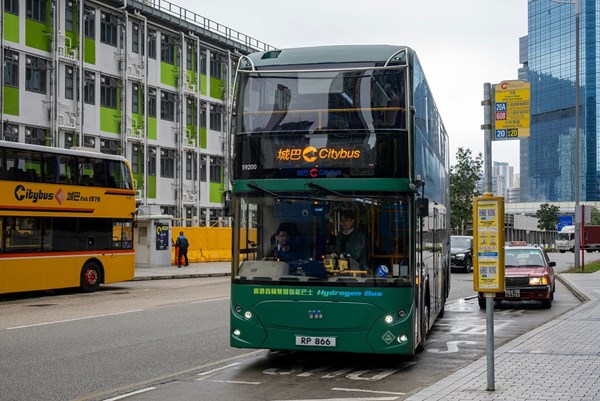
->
[307, 182, 346, 197]
[247, 181, 283, 197]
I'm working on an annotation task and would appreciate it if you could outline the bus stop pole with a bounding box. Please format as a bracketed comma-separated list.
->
[482, 83, 495, 391]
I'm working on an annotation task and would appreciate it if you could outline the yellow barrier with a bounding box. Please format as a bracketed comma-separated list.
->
[171, 227, 256, 264]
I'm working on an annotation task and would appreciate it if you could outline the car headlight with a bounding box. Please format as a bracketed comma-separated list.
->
[529, 276, 549, 286]
[456, 253, 465, 260]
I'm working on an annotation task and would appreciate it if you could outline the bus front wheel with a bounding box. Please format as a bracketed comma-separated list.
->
[81, 261, 102, 293]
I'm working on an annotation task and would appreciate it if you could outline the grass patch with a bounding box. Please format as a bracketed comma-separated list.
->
[563, 260, 600, 273]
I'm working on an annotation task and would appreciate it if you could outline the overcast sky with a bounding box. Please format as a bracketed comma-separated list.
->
[175, 0, 528, 172]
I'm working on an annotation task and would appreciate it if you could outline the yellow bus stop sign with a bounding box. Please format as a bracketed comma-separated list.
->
[473, 194, 505, 293]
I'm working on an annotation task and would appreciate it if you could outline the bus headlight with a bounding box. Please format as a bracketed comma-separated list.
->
[235, 305, 242, 313]
[233, 329, 241, 337]
[397, 335, 408, 343]
[384, 315, 394, 324]
[244, 311, 253, 320]
[398, 310, 406, 318]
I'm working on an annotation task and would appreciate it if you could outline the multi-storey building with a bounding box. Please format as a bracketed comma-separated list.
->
[0, 0, 273, 225]
[524, 0, 598, 202]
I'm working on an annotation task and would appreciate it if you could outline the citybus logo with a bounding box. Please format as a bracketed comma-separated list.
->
[14, 184, 55, 203]
[277, 146, 361, 163]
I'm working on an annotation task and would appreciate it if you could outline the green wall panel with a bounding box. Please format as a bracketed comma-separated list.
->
[210, 77, 223, 99]
[209, 182, 224, 203]
[148, 175, 157, 198]
[200, 127, 206, 148]
[84, 37, 95, 64]
[160, 62, 179, 87]
[148, 117, 157, 140]
[100, 107, 121, 133]
[25, 19, 50, 51]
[200, 75, 207, 96]
[3, 12, 19, 43]
[3, 86, 19, 115]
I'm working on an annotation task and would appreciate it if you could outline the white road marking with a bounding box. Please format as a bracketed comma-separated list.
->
[102, 387, 155, 401]
[203, 379, 261, 385]
[332, 387, 405, 395]
[271, 397, 399, 401]
[6, 310, 143, 330]
[197, 362, 241, 378]
[190, 297, 230, 304]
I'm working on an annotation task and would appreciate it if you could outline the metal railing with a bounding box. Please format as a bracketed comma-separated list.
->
[135, 0, 276, 52]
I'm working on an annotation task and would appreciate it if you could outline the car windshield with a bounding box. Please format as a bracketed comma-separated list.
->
[451, 237, 471, 248]
[505, 249, 545, 267]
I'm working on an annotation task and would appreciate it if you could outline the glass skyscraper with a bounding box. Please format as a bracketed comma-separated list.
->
[524, 0, 598, 202]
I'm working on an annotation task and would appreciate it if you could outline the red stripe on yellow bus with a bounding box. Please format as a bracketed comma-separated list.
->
[0, 205, 95, 213]
[0, 249, 135, 259]
[104, 189, 136, 196]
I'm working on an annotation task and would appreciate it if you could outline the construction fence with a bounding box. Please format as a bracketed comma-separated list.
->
[170, 226, 257, 264]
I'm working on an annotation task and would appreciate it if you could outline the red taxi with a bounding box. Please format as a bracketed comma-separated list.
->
[478, 242, 556, 309]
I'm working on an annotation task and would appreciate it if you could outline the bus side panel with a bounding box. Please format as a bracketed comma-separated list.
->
[42, 255, 80, 290]
[4, 257, 43, 293]
[102, 253, 135, 284]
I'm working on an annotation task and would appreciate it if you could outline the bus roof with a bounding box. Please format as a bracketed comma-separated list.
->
[240, 45, 414, 70]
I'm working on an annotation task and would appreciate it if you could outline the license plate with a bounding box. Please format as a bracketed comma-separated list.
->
[295, 336, 336, 347]
[505, 288, 520, 298]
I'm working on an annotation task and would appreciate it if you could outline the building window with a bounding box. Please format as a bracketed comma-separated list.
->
[200, 155, 207, 181]
[200, 103, 207, 128]
[185, 152, 197, 180]
[132, 144, 143, 174]
[4, 50, 19, 88]
[132, 22, 141, 54]
[160, 34, 175, 64]
[100, 75, 119, 109]
[83, 135, 96, 148]
[160, 148, 176, 178]
[84, 6, 95, 39]
[65, 67, 74, 100]
[65, 0, 74, 32]
[186, 43, 195, 71]
[3, 123, 19, 142]
[148, 29, 157, 59]
[64, 133, 77, 149]
[200, 48, 207, 75]
[5, 0, 19, 15]
[148, 146, 156, 175]
[84, 71, 95, 104]
[100, 138, 120, 155]
[209, 156, 223, 183]
[25, 126, 47, 146]
[186, 98, 196, 126]
[209, 104, 222, 131]
[132, 84, 141, 114]
[210, 52, 222, 80]
[100, 11, 118, 47]
[160, 90, 176, 121]
[25, 56, 48, 94]
[26, 0, 46, 23]
[148, 88, 157, 117]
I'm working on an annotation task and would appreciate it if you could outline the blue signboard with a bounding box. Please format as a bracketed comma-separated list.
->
[557, 215, 573, 232]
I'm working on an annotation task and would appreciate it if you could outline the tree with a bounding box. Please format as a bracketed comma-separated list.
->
[450, 147, 483, 235]
[536, 203, 560, 231]
[591, 207, 600, 225]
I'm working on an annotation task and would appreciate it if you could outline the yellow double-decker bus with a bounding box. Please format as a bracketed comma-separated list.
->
[0, 141, 136, 294]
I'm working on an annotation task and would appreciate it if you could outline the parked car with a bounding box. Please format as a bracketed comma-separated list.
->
[478, 242, 556, 309]
[451, 235, 473, 273]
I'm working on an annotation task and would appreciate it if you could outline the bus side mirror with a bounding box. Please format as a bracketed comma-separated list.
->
[416, 197, 429, 217]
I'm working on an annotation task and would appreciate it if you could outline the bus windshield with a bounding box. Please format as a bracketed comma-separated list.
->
[234, 193, 412, 286]
[236, 68, 407, 134]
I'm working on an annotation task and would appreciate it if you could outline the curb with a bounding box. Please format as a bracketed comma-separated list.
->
[133, 272, 231, 281]
[556, 273, 590, 302]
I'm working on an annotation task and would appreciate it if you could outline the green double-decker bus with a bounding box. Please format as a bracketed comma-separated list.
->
[228, 45, 450, 354]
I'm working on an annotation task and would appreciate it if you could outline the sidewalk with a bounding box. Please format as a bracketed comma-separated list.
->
[134, 261, 231, 281]
[406, 270, 600, 401]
